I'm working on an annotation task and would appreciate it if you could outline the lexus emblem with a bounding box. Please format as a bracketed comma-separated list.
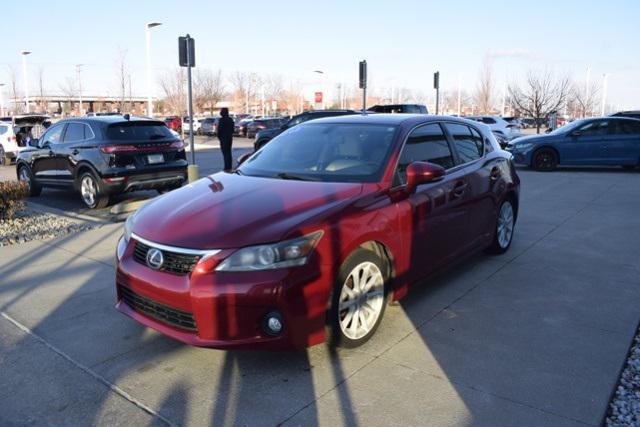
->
[146, 248, 164, 270]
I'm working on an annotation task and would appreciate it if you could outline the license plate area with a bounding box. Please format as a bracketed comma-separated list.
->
[147, 154, 164, 164]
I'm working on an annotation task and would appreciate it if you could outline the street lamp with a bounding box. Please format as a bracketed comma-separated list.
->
[21, 51, 31, 113]
[76, 64, 84, 116]
[314, 70, 325, 109]
[145, 22, 162, 117]
[0, 83, 5, 117]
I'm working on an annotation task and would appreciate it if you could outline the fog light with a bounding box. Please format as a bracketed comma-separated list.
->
[263, 311, 283, 336]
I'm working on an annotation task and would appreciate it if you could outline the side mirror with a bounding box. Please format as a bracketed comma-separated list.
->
[29, 138, 39, 148]
[405, 161, 445, 192]
[236, 152, 252, 166]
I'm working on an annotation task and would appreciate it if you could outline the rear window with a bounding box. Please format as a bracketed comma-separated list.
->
[106, 122, 175, 141]
[0, 125, 8, 135]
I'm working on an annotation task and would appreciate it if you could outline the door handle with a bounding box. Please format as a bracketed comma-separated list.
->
[72, 149, 80, 155]
[48, 150, 54, 156]
[490, 167, 501, 181]
[451, 181, 468, 198]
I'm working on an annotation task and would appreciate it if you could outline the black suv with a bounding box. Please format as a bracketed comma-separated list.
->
[254, 110, 356, 151]
[16, 116, 188, 208]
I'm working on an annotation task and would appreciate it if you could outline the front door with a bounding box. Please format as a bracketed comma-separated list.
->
[560, 119, 609, 165]
[32, 123, 65, 181]
[394, 122, 470, 282]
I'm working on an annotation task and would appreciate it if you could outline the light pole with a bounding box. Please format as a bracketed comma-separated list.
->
[76, 64, 84, 116]
[601, 73, 609, 116]
[0, 83, 5, 117]
[145, 22, 162, 117]
[21, 51, 31, 113]
[314, 70, 325, 109]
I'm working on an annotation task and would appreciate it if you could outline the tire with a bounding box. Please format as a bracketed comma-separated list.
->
[486, 199, 516, 254]
[328, 248, 389, 348]
[531, 147, 558, 171]
[18, 165, 42, 197]
[78, 171, 109, 209]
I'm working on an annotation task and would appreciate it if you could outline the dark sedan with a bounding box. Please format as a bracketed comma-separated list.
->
[507, 117, 640, 170]
[16, 116, 188, 208]
[246, 118, 284, 139]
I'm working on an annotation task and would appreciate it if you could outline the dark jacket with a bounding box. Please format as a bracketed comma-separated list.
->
[217, 116, 234, 142]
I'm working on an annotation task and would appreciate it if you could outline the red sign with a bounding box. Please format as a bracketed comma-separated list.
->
[314, 92, 323, 103]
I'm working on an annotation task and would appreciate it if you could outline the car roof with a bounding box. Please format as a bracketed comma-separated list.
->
[305, 113, 477, 127]
[58, 116, 164, 125]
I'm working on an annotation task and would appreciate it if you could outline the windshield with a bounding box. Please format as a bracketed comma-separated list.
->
[239, 123, 398, 183]
[548, 119, 587, 135]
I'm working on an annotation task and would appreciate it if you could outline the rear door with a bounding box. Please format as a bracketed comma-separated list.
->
[57, 122, 95, 184]
[394, 122, 469, 280]
[607, 119, 640, 164]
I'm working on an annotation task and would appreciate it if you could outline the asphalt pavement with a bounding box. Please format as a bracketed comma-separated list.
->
[1, 164, 639, 426]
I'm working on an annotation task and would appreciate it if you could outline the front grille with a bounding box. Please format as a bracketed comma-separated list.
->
[119, 285, 197, 331]
[133, 240, 200, 275]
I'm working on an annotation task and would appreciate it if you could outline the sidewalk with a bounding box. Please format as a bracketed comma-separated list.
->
[1, 168, 639, 426]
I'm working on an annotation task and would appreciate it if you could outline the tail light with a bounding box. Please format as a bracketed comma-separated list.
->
[170, 140, 184, 149]
[100, 145, 138, 154]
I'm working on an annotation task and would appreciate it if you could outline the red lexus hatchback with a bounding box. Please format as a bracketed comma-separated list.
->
[115, 114, 520, 350]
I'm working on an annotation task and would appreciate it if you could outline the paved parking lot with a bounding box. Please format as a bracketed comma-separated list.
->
[1, 164, 639, 426]
[0, 136, 254, 219]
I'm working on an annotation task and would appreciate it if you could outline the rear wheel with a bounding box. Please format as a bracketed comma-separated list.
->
[531, 148, 558, 171]
[18, 165, 42, 197]
[486, 199, 515, 254]
[328, 249, 388, 348]
[79, 172, 109, 209]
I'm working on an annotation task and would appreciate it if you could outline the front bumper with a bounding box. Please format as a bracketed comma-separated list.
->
[114, 236, 331, 350]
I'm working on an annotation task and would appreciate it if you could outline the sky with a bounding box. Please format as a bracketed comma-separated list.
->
[2, 0, 639, 110]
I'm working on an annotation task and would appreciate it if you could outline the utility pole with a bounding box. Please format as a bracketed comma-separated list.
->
[21, 51, 31, 113]
[433, 71, 440, 115]
[359, 60, 367, 113]
[76, 64, 83, 116]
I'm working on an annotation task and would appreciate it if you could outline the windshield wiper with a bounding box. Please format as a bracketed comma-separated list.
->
[275, 172, 318, 181]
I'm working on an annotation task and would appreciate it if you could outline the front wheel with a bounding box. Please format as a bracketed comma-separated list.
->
[79, 172, 109, 209]
[486, 199, 515, 254]
[531, 148, 558, 171]
[328, 249, 388, 348]
[18, 165, 42, 196]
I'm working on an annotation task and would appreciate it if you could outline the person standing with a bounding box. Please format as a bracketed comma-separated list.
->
[217, 108, 235, 172]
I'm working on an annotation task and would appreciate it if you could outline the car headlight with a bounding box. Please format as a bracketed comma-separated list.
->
[123, 212, 136, 243]
[216, 231, 324, 272]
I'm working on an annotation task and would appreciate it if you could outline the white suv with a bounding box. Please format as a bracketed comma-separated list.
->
[466, 116, 521, 141]
[0, 115, 49, 165]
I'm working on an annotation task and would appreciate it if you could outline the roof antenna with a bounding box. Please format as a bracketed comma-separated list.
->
[123, 113, 130, 121]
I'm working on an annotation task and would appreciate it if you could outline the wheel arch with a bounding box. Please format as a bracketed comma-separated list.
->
[73, 161, 101, 189]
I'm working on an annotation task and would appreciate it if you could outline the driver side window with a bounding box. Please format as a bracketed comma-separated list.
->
[578, 120, 608, 137]
[40, 124, 65, 148]
[394, 123, 454, 186]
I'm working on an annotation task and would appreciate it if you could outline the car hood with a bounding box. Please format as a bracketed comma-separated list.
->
[133, 173, 364, 249]
[508, 134, 548, 146]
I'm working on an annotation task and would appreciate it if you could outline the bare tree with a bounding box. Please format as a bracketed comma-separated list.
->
[115, 47, 130, 113]
[475, 58, 494, 114]
[59, 77, 77, 117]
[571, 80, 600, 118]
[509, 70, 572, 133]
[6, 66, 19, 115]
[159, 68, 186, 115]
[194, 69, 225, 114]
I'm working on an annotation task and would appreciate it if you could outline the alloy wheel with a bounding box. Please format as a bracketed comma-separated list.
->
[338, 261, 385, 340]
[80, 175, 97, 207]
[497, 201, 514, 249]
